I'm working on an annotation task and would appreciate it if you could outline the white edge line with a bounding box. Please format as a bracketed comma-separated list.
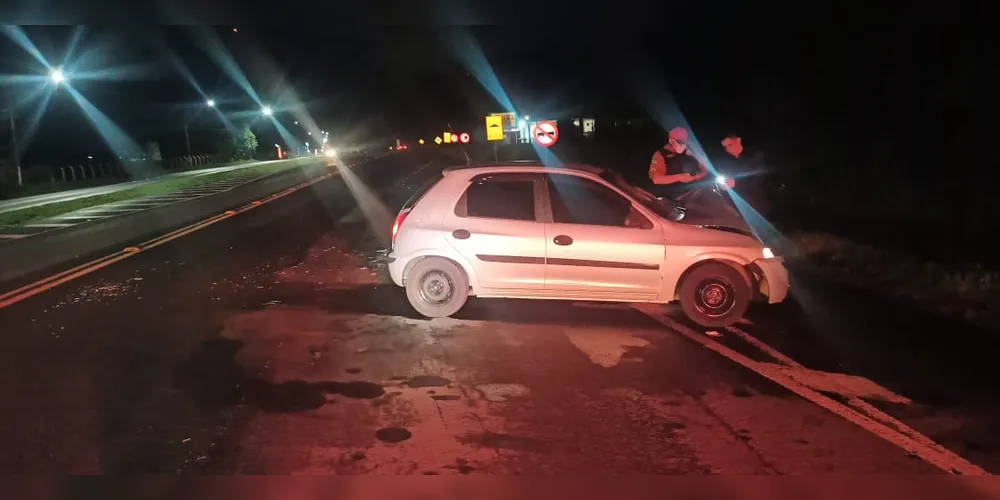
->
[723, 326, 962, 458]
[632, 304, 988, 475]
[724, 326, 803, 367]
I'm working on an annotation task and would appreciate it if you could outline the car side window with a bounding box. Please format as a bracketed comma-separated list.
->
[546, 174, 647, 228]
[462, 176, 536, 221]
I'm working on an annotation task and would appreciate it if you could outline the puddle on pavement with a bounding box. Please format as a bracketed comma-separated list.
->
[244, 380, 386, 413]
[405, 375, 451, 388]
[375, 427, 412, 443]
[176, 338, 386, 414]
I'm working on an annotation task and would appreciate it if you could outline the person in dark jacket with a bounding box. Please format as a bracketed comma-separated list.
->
[718, 133, 771, 217]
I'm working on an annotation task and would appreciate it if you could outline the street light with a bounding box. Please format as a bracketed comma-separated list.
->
[261, 105, 273, 116]
[50, 67, 65, 84]
[183, 99, 218, 165]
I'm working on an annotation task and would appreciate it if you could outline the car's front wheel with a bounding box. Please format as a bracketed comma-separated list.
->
[405, 257, 469, 318]
[678, 262, 750, 328]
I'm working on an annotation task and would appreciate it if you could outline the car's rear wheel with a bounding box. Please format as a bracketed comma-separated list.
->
[405, 257, 469, 318]
[678, 262, 750, 328]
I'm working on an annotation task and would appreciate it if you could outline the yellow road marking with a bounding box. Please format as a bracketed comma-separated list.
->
[0, 169, 337, 310]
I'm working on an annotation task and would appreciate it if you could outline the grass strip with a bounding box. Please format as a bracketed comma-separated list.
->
[0, 158, 318, 228]
[789, 231, 1000, 329]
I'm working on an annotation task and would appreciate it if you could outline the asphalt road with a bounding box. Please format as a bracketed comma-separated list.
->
[0, 149, 993, 480]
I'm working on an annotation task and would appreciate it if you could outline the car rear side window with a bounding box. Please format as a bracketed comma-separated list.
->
[463, 176, 536, 221]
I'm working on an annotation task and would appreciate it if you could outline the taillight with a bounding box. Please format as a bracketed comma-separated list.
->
[391, 210, 409, 247]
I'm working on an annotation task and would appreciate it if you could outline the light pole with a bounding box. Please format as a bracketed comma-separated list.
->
[1, 86, 21, 192]
[1, 69, 64, 191]
[183, 116, 192, 165]
[183, 99, 217, 166]
[9, 105, 19, 188]
[0, 68, 71, 194]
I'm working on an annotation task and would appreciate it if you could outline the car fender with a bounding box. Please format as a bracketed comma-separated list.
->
[399, 246, 481, 293]
[661, 251, 754, 301]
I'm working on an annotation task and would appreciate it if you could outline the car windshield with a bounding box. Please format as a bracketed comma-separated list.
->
[599, 170, 682, 221]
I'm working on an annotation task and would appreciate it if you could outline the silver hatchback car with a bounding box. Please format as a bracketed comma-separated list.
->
[387, 162, 788, 327]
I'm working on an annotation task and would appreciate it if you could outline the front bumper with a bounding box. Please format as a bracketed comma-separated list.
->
[752, 257, 789, 304]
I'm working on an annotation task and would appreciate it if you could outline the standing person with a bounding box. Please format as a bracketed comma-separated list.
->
[719, 133, 771, 217]
[647, 126, 709, 199]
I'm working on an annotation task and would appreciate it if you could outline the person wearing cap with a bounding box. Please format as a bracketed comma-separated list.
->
[718, 133, 771, 216]
[647, 126, 709, 199]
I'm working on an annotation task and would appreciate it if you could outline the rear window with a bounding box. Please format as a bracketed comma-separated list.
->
[401, 175, 440, 211]
[464, 177, 536, 221]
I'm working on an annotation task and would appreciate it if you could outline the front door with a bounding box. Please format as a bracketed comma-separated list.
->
[542, 173, 664, 299]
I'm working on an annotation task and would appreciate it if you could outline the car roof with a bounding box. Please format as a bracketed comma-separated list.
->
[442, 161, 605, 176]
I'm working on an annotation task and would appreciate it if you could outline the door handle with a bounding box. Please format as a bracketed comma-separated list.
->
[452, 229, 471, 240]
[553, 235, 573, 246]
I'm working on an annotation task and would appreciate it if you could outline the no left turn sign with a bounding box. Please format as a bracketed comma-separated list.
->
[532, 121, 559, 147]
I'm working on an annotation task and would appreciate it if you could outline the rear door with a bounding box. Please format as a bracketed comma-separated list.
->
[542, 173, 664, 299]
[443, 172, 547, 291]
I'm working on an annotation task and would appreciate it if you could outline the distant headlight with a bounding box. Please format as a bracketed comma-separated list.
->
[716, 175, 727, 184]
[762, 247, 775, 259]
[324, 148, 337, 157]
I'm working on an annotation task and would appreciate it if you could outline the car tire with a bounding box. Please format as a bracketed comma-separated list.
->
[405, 257, 469, 318]
[678, 262, 750, 328]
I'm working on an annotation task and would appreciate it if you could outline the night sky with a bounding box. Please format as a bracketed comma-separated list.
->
[2, 16, 995, 181]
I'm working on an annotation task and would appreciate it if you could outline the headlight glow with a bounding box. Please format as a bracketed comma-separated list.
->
[324, 148, 337, 157]
[716, 175, 727, 184]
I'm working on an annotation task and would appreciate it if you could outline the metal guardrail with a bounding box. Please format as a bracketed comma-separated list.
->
[41, 155, 229, 184]
[2, 153, 343, 198]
